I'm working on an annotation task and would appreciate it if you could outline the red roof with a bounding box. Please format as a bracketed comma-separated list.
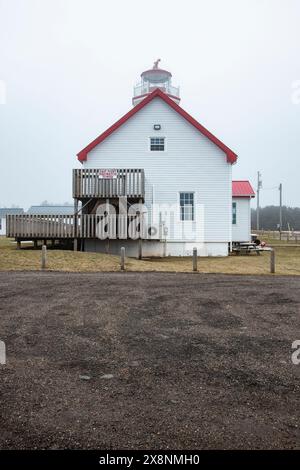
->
[232, 180, 255, 197]
[77, 88, 238, 163]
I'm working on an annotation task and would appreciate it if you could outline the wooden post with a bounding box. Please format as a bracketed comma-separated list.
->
[193, 247, 197, 272]
[120, 247, 125, 271]
[138, 238, 142, 260]
[73, 238, 78, 250]
[270, 249, 275, 274]
[138, 198, 143, 260]
[41, 245, 47, 270]
[74, 198, 78, 252]
[51, 239, 55, 248]
[33, 240, 38, 249]
[73, 238, 78, 251]
[16, 240, 21, 249]
[105, 199, 110, 254]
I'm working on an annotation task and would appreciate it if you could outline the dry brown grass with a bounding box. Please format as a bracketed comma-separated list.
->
[1, 236, 300, 275]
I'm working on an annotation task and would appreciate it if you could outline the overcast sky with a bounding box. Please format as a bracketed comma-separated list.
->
[0, 0, 299, 209]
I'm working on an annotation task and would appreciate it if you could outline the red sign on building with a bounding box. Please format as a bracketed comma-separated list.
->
[99, 169, 117, 179]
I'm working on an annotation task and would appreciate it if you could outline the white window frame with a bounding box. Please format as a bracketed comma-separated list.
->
[179, 192, 195, 222]
[232, 202, 237, 225]
[149, 136, 166, 152]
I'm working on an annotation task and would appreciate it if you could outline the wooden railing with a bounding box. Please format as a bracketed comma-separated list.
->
[6, 214, 76, 238]
[6, 214, 161, 240]
[73, 169, 145, 199]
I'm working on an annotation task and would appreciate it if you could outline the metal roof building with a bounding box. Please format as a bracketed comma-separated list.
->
[0, 208, 24, 235]
[27, 205, 74, 215]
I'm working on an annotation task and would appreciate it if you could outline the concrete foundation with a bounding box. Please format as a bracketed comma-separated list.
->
[84, 239, 229, 257]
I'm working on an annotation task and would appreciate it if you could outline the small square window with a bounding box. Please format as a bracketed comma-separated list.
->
[150, 137, 165, 151]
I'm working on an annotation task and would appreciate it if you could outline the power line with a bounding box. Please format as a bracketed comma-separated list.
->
[256, 171, 262, 230]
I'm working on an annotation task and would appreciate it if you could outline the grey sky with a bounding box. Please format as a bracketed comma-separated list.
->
[0, 0, 299, 210]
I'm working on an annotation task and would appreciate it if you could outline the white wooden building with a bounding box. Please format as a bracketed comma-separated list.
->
[76, 62, 254, 257]
[232, 181, 255, 243]
[6, 62, 255, 257]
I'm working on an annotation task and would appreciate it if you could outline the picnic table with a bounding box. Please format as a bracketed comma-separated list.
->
[232, 242, 261, 255]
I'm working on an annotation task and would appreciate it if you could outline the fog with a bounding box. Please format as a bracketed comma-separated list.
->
[0, 0, 299, 209]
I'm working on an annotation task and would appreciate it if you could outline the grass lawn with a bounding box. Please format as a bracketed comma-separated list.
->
[1, 236, 300, 275]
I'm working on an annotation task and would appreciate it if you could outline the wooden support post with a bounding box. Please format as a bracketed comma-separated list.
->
[16, 240, 21, 249]
[51, 239, 55, 248]
[270, 249, 275, 274]
[33, 240, 38, 249]
[41, 245, 47, 270]
[43, 239, 47, 246]
[138, 197, 143, 260]
[193, 247, 197, 272]
[74, 198, 78, 252]
[105, 198, 110, 254]
[120, 247, 125, 271]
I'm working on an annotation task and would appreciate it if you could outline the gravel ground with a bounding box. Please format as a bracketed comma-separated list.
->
[0, 271, 299, 449]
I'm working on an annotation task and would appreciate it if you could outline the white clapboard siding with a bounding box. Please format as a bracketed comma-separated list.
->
[83, 97, 232, 243]
[232, 197, 251, 242]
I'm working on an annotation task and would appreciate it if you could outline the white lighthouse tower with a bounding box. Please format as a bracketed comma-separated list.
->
[132, 59, 180, 106]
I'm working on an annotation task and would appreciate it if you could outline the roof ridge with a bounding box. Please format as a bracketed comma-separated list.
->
[77, 88, 237, 164]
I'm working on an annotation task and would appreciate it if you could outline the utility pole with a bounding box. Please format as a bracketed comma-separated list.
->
[279, 183, 282, 239]
[256, 171, 262, 230]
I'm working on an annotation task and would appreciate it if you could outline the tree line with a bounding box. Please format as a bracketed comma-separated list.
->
[251, 206, 300, 231]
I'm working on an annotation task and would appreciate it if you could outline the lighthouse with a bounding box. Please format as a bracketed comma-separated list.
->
[132, 59, 180, 106]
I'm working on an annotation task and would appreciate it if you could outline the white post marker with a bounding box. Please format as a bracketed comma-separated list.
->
[41, 244, 47, 269]
[0, 340, 6, 365]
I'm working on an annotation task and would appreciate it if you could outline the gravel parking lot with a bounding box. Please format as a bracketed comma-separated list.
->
[0, 271, 299, 449]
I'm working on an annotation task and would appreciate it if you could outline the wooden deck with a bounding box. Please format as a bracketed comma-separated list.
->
[6, 214, 159, 240]
[73, 169, 145, 199]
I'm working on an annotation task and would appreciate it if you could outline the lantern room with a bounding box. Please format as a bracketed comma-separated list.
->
[133, 59, 180, 106]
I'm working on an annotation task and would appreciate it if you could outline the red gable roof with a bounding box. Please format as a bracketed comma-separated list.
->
[232, 180, 255, 197]
[77, 88, 238, 163]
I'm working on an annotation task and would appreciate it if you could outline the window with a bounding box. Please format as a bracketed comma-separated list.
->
[180, 192, 194, 221]
[150, 137, 165, 151]
[232, 202, 237, 224]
